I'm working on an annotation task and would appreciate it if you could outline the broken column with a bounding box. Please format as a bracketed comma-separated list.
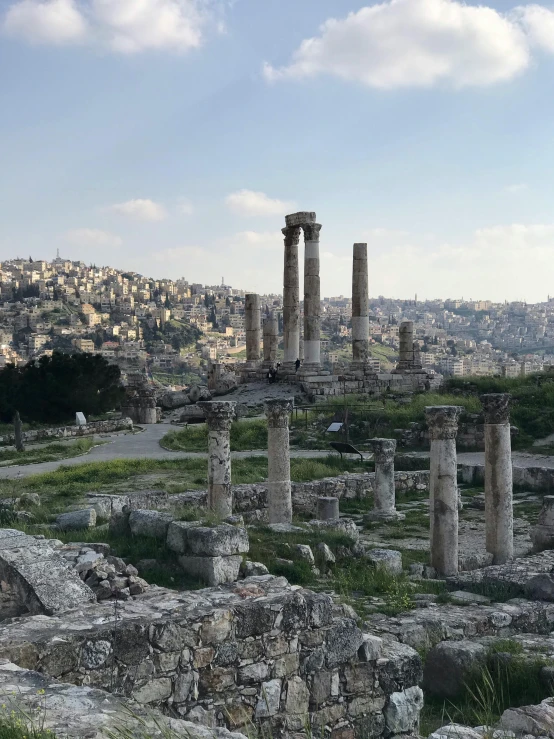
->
[531, 496, 554, 552]
[263, 312, 278, 364]
[265, 398, 294, 524]
[481, 393, 514, 564]
[318, 496, 340, 521]
[425, 405, 463, 577]
[365, 439, 404, 522]
[198, 401, 236, 518]
[303, 220, 322, 368]
[396, 321, 415, 371]
[245, 293, 261, 364]
[352, 243, 369, 368]
[282, 220, 303, 367]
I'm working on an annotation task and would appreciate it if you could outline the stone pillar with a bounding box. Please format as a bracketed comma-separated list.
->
[265, 398, 294, 524]
[396, 321, 415, 371]
[318, 496, 339, 521]
[282, 223, 302, 366]
[352, 243, 369, 367]
[263, 313, 279, 364]
[425, 406, 463, 577]
[245, 293, 261, 363]
[531, 496, 554, 552]
[303, 221, 322, 367]
[482, 393, 514, 564]
[365, 439, 404, 522]
[198, 401, 236, 518]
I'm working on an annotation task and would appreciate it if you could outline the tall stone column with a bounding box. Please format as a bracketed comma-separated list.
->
[396, 321, 415, 371]
[303, 221, 322, 367]
[482, 393, 514, 564]
[364, 439, 404, 522]
[263, 313, 278, 364]
[245, 293, 261, 363]
[198, 401, 236, 518]
[265, 398, 294, 524]
[352, 243, 369, 367]
[425, 406, 463, 577]
[282, 224, 302, 366]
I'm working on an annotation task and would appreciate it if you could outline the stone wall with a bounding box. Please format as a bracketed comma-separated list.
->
[0, 576, 423, 739]
[459, 463, 554, 493]
[90, 471, 430, 522]
[0, 417, 133, 446]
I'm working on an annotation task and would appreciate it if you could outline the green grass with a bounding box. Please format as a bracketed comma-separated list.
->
[0, 706, 55, 739]
[161, 419, 269, 452]
[0, 438, 99, 467]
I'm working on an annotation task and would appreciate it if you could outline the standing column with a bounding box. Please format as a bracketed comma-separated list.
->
[365, 439, 405, 522]
[425, 406, 462, 577]
[245, 293, 261, 364]
[198, 401, 236, 518]
[303, 221, 322, 367]
[263, 313, 278, 364]
[282, 224, 302, 366]
[482, 394, 514, 564]
[352, 243, 369, 367]
[396, 321, 415, 371]
[265, 398, 294, 524]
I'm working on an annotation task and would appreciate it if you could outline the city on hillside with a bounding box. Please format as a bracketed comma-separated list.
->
[1, 252, 553, 385]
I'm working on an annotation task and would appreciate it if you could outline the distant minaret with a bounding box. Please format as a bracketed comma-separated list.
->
[415, 293, 417, 306]
[56, 248, 60, 259]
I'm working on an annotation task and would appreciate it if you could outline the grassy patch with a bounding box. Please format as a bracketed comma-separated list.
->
[421, 650, 553, 735]
[161, 419, 269, 452]
[0, 438, 99, 467]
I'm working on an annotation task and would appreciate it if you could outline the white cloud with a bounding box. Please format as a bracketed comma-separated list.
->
[234, 230, 282, 249]
[504, 183, 528, 193]
[65, 228, 122, 247]
[109, 198, 167, 221]
[513, 4, 554, 53]
[177, 198, 194, 216]
[319, 223, 554, 302]
[3, 0, 209, 53]
[225, 190, 296, 217]
[264, 0, 534, 89]
[4, 0, 87, 45]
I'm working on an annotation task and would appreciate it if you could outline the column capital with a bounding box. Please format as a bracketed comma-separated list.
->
[198, 401, 236, 430]
[481, 393, 511, 425]
[282, 225, 302, 247]
[369, 438, 396, 463]
[425, 405, 463, 440]
[302, 223, 322, 242]
[264, 398, 294, 427]
[285, 211, 316, 227]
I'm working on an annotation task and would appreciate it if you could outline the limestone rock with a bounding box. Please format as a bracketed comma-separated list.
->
[129, 509, 174, 539]
[524, 574, 554, 601]
[500, 697, 554, 737]
[56, 508, 97, 531]
[429, 725, 484, 739]
[240, 561, 269, 577]
[295, 544, 315, 565]
[423, 640, 488, 698]
[315, 542, 336, 565]
[385, 686, 424, 734]
[365, 548, 403, 576]
[186, 525, 249, 557]
[178, 554, 242, 586]
[160, 391, 192, 410]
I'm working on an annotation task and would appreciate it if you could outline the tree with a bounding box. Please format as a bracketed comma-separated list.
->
[0, 352, 125, 424]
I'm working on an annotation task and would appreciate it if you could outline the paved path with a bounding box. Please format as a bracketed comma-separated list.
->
[1, 423, 554, 480]
[0, 425, 332, 480]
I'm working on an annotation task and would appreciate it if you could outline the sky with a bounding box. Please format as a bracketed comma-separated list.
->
[2, 0, 554, 302]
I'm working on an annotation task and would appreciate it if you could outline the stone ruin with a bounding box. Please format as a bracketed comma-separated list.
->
[121, 371, 161, 424]
[4, 395, 554, 738]
[238, 213, 438, 401]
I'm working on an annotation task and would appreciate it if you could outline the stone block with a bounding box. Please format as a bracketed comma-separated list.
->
[423, 641, 488, 698]
[325, 619, 364, 668]
[166, 521, 200, 554]
[359, 633, 383, 662]
[178, 555, 242, 586]
[255, 678, 282, 718]
[56, 509, 96, 531]
[384, 686, 424, 734]
[186, 525, 249, 557]
[129, 510, 174, 539]
[365, 549, 403, 575]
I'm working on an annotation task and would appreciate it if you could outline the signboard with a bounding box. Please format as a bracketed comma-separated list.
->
[75, 412, 87, 426]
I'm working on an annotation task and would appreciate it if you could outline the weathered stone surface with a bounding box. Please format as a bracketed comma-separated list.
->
[0, 529, 96, 615]
[450, 550, 554, 598]
[186, 525, 249, 557]
[524, 574, 554, 601]
[365, 549, 403, 575]
[429, 725, 484, 739]
[500, 697, 554, 736]
[178, 554, 242, 586]
[160, 390, 192, 410]
[423, 641, 489, 698]
[0, 661, 246, 739]
[56, 508, 97, 530]
[325, 619, 364, 668]
[129, 509, 174, 539]
[385, 686, 424, 734]
[240, 560, 269, 577]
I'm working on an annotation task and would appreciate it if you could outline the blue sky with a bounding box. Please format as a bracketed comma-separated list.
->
[2, 0, 554, 301]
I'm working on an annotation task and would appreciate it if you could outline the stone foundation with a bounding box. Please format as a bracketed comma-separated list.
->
[0, 576, 423, 738]
[0, 417, 133, 447]
[459, 463, 554, 493]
